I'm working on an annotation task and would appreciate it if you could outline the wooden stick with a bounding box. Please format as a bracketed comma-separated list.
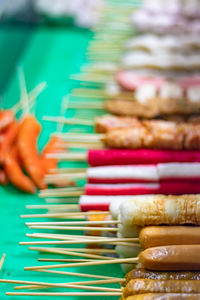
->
[34, 268, 122, 280]
[27, 233, 113, 240]
[18, 67, 30, 116]
[68, 101, 104, 110]
[25, 257, 139, 270]
[0, 253, 6, 271]
[36, 248, 113, 260]
[41, 152, 87, 161]
[20, 237, 139, 246]
[43, 116, 94, 126]
[12, 82, 47, 114]
[49, 168, 87, 174]
[6, 292, 122, 296]
[26, 204, 79, 210]
[26, 220, 119, 226]
[39, 189, 84, 198]
[28, 225, 118, 232]
[37, 258, 101, 262]
[61, 142, 103, 150]
[0, 279, 120, 292]
[38, 259, 94, 262]
[29, 247, 114, 260]
[21, 211, 110, 219]
[45, 172, 86, 183]
[44, 198, 80, 204]
[30, 247, 116, 254]
[15, 277, 123, 291]
[56, 132, 103, 142]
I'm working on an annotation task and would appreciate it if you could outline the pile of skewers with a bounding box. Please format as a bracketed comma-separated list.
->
[3, 0, 200, 299]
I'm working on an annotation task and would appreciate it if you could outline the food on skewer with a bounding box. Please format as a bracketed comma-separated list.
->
[0, 110, 15, 132]
[17, 115, 46, 190]
[139, 245, 200, 271]
[125, 269, 200, 285]
[119, 194, 200, 227]
[139, 226, 200, 249]
[46, 162, 200, 184]
[47, 148, 200, 166]
[123, 279, 200, 298]
[42, 181, 200, 196]
[124, 34, 200, 54]
[58, 121, 200, 150]
[125, 295, 200, 300]
[4, 150, 36, 194]
[94, 115, 200, 134]
[132, 0, 200, 35]
[69, 73, 200, 117]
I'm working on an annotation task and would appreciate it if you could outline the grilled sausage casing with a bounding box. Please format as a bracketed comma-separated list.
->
[139, 226, 200, 249]
[140, 245, 200, 271]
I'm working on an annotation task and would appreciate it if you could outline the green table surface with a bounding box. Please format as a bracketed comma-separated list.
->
[0, 24, 123, 299]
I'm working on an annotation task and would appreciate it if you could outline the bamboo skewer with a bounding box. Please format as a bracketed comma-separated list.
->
[43, 152, 87, 161]
[26, 233, 116, 240]
[31, 247, 114, 260]
[44, 198, 80, 204]
[37, 258, 103, 262]
[43, 116, 94, 126]
[38, 259, 94, 262]
[26, 204, 79, 210]
[26, 220, 119, 226]
[12, 81, 47, 114]
[25, 257, 139, 270]
[6, 292, 122, 296]
[39, 189, 84, 198]
[29, 247, 116, 254]
[21, 211, 110, 219]
[0, 253, 6, 271]
[0, 279, 120, 292]
[45, 172, 86, 183]
[28, 226, 118, 232]
[34, 268, 122, 281]
[67, 102, 104, 110]
[20, 237, 138, 246]
[15, 278, 124, 291]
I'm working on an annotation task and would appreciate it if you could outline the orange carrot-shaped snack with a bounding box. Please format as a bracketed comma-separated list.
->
[41, 136, 62, 174]
[1, 120, 19, 154]
[4, 151, 36, 193]
[17, 115, 46, 189]
[41, 136, 75, 187]
[0, 110, 15, 132]
[0, 169, 8, 185]
[0, 120, 19, 165]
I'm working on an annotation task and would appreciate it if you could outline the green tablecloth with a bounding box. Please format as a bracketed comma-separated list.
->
[0, 24, 122, 299]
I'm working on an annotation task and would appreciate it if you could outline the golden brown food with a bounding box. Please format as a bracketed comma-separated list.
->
[139, 226, 200, 249]
[139, 245, 200, 271]
[120, 195, 200, 227]
[105, 96, 200, 118]
[103, 122, 200, 149]
[123, 279, 200, 298]
[95, 115, 142, 133]
[125, 269, 200, 286]
[125, 293, 200, 300]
